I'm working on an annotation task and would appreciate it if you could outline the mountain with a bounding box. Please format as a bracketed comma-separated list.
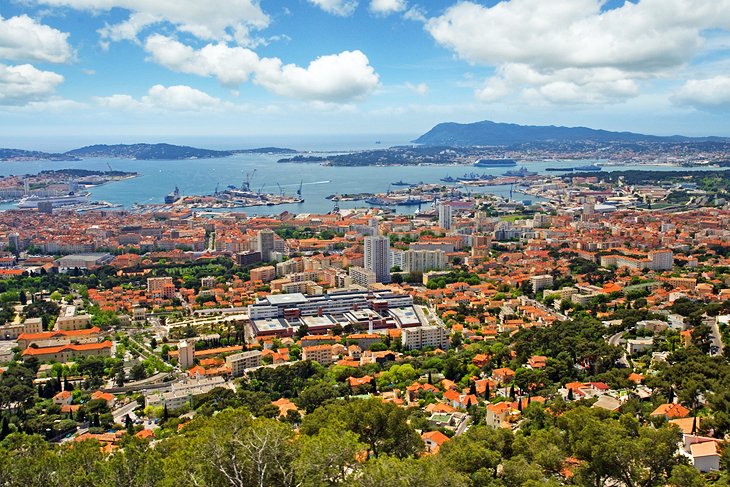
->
[412, 120, 728, 147]
[0, 144, 298, 161]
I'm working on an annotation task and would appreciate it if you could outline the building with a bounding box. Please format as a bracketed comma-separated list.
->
[349, 266, 377, 287]
[56, 314, 91, 331]
[0, 317, 42, 340]
[17, 327, 102, 350]
[438, 203, 452, 230]
[256, 229, 275, 262]
[200, 276, 217, 288]
[145, 376, 225, 410]
[401, 325, 449, 350]
[486, 402, 514, 429]
[178, 339, 195, 370]
[529, 274, 554, 293]
[400, 249, 447, 273]
[364, 235, 391, 284]
[690, 441, 721, 472]
[235, 251, 262, 267]
[56, 253, 113, 271]
[21, 340, 112, 362]
[302, 344, 334, 365]
[147, 277, 175, 299]
[250, 266, 276, 283]
[648, 250, 673, 271]
[226, 350, 263, 377]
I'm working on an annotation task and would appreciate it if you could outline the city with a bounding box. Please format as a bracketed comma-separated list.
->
[2, 0, 730, 485]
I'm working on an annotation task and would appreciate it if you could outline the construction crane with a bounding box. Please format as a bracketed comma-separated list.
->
[242, 169, 256, 191]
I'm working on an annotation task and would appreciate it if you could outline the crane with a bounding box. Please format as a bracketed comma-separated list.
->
[297, 179, 303, 198]
[242, 169, 256, 191]
[277, 183, 283, 196]
[106, 162, 113, 172]
[214, 183, 219, 195]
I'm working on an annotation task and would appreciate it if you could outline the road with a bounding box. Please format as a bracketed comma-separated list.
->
[607, 331, 629, 367]
[455, 416, 472, 436]
[708, 318, 725, 356]
[112, 401, 140, 423]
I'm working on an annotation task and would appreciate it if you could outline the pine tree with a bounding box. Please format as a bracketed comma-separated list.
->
[126, 415, 134, 436]
[509, 384, 515, 400]
[163, 404, 169, 421]
[428, 372, 432, 385]
[485, 385, 490, 401]
[0, 417, 9, 440]
[19, 291, 27, 306]
[469, 381, 477, 396]
[567, 388, 574, 401]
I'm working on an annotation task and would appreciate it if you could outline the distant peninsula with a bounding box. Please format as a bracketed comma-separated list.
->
[0, 143, 297, 162]
[413, 120, 729, 147]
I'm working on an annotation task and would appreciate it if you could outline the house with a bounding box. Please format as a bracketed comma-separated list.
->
[91, 390, 116, 408]
[486, 402, 516, 429]
[53, 390, 73, 406]
[527, 355, 547, 368]
[690, 441, 720, 472]
[651, 403, 690, 419]
[272, 398, 299, 418]
[491, 367, 515, 384]
[592, 395, 621, 412]
[422, 430, 450, 453]
[471, 353, 490, 368]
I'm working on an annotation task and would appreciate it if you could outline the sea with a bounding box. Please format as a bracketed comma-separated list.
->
[0, 134, 723, 215]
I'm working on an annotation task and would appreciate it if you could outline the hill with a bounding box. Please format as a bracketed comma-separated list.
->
[412, 120, 728, 147]
[0, 144, 298, 162]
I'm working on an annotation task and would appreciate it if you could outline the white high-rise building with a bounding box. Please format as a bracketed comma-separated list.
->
[364, 235, 391, 283]
[178, 339, 195, 370]
[438, 203, 452, 230]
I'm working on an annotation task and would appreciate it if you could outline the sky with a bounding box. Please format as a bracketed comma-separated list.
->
[1, 0, 730, 146]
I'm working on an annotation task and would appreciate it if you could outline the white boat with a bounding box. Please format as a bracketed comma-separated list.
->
[17, 192, 91, 209]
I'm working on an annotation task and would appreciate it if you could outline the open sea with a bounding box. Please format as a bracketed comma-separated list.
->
[0, 135, 724, 215]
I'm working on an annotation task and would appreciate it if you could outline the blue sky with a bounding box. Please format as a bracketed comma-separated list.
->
[1, 0, 730, 145]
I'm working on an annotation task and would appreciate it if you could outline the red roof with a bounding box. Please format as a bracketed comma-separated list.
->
[22, 340, 112, 356]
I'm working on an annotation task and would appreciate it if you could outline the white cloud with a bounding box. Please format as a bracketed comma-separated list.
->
[405, 82, 428, 95]
[0, 15, 73, 63]
[370, 0, 406, 15]
[673, 76, 730, 110]
[94, 84, 225, 111]
[426, 0, 730, 104]
[254, 50, 379, 102]
[308, 0, 358, 16]
[0, 63, 64, 105]
[144, 35, 259, 86]
[144, 35, 380, 102]
[34, 0, 269, 44]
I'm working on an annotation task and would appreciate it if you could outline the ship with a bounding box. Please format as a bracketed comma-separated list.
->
[545, 167, 574, 172]
[165, 186, 180, 204]
[397, 197, 431, 206]
[573, 164, 602, 171]
[440, 175, 457, 183]
[503, 167, 537, 177]
[365, 197, 396, 206]
[456, 172, 493, 182]
[17, 192, 90, 209]
[391, 180, 413, 186]
[474, 158, 517, 167]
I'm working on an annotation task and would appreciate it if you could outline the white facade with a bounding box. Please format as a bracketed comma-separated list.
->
[364, 236, 391, 283]
[438, 203, 452, 230]
[178, 339, 195, 370]
[226, 350, 262, 377]
[401, 325, 450, 350]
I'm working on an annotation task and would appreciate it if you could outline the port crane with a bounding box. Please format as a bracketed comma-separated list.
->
[242, 169, 256, 192]
[297, 179, 303, 198]
[277, 183, 284, 196]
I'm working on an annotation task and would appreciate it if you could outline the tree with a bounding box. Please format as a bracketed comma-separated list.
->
[301, 398, 423, 458]
[130, 363, 148, 381]
[294, 428, 365, 486]
[296, 382, 340, 414]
